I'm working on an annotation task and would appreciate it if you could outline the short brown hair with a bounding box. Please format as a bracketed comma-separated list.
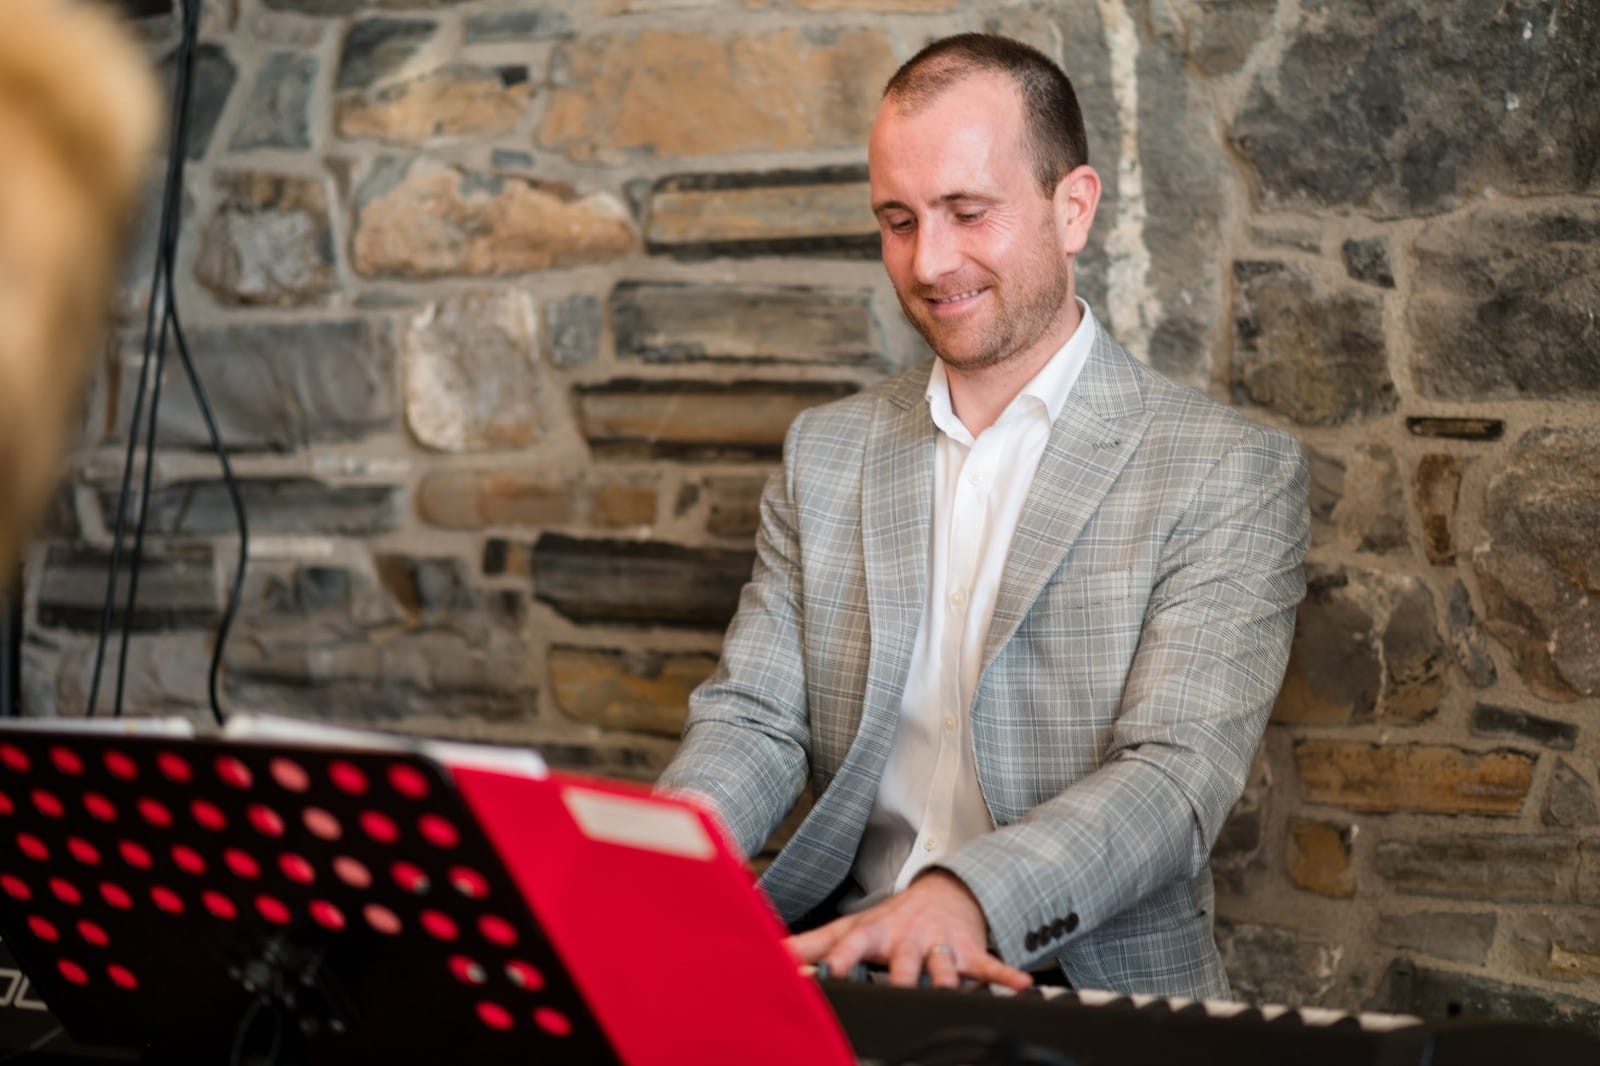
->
[883, 33, 1089, 196]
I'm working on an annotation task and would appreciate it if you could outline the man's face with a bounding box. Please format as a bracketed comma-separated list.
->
[868, 72, 1075, 377]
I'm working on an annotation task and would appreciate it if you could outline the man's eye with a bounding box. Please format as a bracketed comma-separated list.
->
[886, 218, 914, 234]
[955, 210, 985, 224]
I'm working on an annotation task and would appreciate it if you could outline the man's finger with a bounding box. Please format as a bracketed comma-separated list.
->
[785, 918, 849, 964]
[923, 942, 961, 990]
[885, 935, 926, 987]
[963, 952, 1033, 991]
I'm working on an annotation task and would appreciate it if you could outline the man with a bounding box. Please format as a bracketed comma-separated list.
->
[658, 32, 1308, 999]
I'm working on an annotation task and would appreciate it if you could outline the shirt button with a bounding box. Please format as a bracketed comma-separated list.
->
[944, 716, 957, 731]
[969, 471, 986, 486]
[950, 590, 966, 607]
[923, 839, 938, 852]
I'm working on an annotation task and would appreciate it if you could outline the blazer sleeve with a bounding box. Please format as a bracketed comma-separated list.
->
[655, 413, 814, 859]
[938, 423, 1310, 969]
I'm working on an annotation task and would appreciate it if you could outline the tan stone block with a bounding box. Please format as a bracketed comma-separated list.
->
[647, 179, 874, 247]
[417, 471, 569, 529]
[1295, 740, 1535, 814]
[540, 29, 895, 159]
[403, 292, 541, 452]
[1416, 453, 1465, 565]
[336, 66, 534, 145]
[590, 484, 656, 528]
[353, 158, 635, 278]
[1286, 819, 1355, 898]
[576, 381, 855, 458]
[548, 647, 716, 736]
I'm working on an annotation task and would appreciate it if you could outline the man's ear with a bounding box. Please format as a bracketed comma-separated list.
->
[1053, 164, 1101, 256]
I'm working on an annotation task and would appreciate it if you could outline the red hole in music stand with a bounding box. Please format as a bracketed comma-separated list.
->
[420, 909, 458, 941]
[108, 964, 138, 991]
[224, 849, 260, 880]
[332, 856, 371, 889]
[156, 752, 192, 784]
[103, 751, 137, 781]
[83, 792, 116, 822]
[475, 1002, 512, 1031]
[418, 814, 459, 849]
[216, 756, 252, 789]
[479, 915, 516, 947]
[18, 833, 49, 862]
[448, 865, 488, 899]
[32, 789, 64, 818]
[363, 903, 401, 935]
[256, 895, 290, 925]
[67, 838, 100, 865]
[99, 882, 133, 910]
[309, 900, 345, 931]
[328, 760, 368, 796]
[279, 853, 315, 885]
[77, 920, 109, 948]
[49, 877, 82, 906]
[533, 1007, 572, 1037]
[303, 806, 341, 841]
[360, 810, 399, 844]
[49, 746, 84, 775]
[118, 841, 152, 870]
[270, 757, 310, 793]
[388, 763, 429, 800]
[136, 797, 172, 828]
[172, 845, 206, 876]
[449, 955, 487, 985]
[505, 960, 545, 991]
[391, 861, 429, 894]
[27, 915, 58, 942]
[58, 960, 89, 986]
[202, 890, 237, 920]
[1, 744, 29, 772]
[191, 799, 227, 831]
[150, 886, 184, 915]
[246, 804, 284, 838]
[0, 790, 12, 816]
[0, 875, 30, 901]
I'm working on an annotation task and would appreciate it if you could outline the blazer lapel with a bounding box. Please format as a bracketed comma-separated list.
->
[981, 324, 1154, 667]
[859, 371, 933, 737]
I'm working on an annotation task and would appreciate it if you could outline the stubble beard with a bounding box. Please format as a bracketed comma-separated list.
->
[899, 253, 1072, 377]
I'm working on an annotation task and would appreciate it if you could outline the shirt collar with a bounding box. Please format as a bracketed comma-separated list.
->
[925, 299, 1098, 439]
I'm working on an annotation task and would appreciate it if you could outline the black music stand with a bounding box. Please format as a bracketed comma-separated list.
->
[0, 725, 620, 1065]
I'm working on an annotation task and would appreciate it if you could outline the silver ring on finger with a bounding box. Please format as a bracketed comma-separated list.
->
[927, 943, 955, 958]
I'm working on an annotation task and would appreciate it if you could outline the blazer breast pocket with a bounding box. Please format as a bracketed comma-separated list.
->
[1019, 568, 1147, 688]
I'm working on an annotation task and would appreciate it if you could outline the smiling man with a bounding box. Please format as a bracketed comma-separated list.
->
[658, 33, 1310, 998]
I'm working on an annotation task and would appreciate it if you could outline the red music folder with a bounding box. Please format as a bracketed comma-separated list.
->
[226, 714, 858, 1066]
[457, 766, 855, 1066]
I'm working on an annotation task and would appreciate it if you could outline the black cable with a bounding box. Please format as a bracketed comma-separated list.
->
[171, 311, 247, 725]
[88, 0, 243, 726]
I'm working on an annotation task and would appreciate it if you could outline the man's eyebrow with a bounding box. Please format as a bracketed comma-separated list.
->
[872, 191, 994, 214]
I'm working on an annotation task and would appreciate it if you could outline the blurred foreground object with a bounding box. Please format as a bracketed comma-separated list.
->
[0, 0, 161, 591]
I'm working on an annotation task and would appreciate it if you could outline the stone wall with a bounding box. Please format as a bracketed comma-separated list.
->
[19, 0, 1600, 1025]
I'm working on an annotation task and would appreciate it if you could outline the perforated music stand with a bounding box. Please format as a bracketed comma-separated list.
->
[0, 725, 854, 1066]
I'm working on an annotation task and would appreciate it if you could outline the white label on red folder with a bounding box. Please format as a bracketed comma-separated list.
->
[561, 788, 716, 861]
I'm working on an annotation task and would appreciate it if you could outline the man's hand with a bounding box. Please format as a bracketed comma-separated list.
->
[785, 869, 1032, 991]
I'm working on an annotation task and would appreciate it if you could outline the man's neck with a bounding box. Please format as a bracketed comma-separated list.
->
[946, 302, 1083, 436]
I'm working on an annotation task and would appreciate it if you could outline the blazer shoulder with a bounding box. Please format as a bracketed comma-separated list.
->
[1131, 358, 1304, 466]
[789, 363, 929, 441]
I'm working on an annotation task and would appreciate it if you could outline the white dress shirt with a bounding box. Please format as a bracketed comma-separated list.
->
[845, 301, 1098, 910]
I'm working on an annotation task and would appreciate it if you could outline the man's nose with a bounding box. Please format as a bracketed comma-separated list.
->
[911, 221, 960, 286]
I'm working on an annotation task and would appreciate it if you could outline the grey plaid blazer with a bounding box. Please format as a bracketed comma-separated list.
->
[658, 319, 1310, 998]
